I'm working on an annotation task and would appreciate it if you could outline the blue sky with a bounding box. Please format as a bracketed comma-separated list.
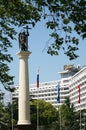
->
[8, 21, 86, 87]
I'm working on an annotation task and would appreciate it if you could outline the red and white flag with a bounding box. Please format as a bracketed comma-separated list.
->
[78, 85, 80, 103]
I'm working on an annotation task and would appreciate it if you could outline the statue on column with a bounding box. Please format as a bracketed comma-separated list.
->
[18, 26, 30, 51]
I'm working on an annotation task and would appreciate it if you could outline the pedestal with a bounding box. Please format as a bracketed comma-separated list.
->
[17, 51, 31, 126]
[13, 124, 37, 130]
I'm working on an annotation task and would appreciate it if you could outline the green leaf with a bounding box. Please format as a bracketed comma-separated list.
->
[63, 18, 70, 25]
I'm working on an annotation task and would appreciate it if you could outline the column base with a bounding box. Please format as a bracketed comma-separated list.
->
[13, 124, 37, 130]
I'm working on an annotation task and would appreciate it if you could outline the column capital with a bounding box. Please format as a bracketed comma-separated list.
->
[17, 51, 31, 59]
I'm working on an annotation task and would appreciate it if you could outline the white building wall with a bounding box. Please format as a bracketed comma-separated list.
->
[30, 78, 70, 109]
[30, 80, 59, 108]
[69, 66, 86, 111]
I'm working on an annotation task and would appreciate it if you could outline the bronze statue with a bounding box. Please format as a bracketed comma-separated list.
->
[18, 26, 30, 51]
[18, 31, 28, 51]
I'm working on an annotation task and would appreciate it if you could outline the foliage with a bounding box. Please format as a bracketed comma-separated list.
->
[0, 89, 4, 101]
[0, 91, 11, 130]
[1, 98, 59, 130]
[60, 97, 79, 130]
[26, 0, 86, 60]
[0, 91, 18, 130]
[30, 99, 59, 129]
[0, 105, 10, 130]
[0, 95, 85, 130]
[0, 0, 86, 89]
[5, 97, 18, 127]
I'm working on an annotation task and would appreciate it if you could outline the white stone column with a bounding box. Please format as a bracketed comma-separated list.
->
[17, 51, 31, 125]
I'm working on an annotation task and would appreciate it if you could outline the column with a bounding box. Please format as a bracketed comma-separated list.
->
[17, 51, 31, 125]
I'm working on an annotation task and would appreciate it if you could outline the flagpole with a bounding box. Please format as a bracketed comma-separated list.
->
[78, 85, 81, 130]
[37, 88, 39, 130]
[37, 69, 40, 130]
[10, 92, 13, 130]
[80, 103, 81, 130]
[56, 83, 61, 130]
[59, 104, 61, 130]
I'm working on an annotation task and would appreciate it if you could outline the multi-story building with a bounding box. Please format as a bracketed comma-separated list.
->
[12, 64, 86, 111]
[57, 64, 80, 106]
[30, 77, 71, 109]
[69, 65, 86, 111]
[30, 80, 59, 108]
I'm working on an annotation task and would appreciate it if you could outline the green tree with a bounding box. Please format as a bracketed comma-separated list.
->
[30, 99, 59, 130]
[0, 90, 4, 102]
[0, 0, 86, 89]
[3, 99, 59, 130]
[60, 98, 79, 130]
[5, 97, 18, 129]
[0, 90, 11, 130]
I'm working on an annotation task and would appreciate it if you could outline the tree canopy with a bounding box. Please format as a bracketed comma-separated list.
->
[0, 91, 11, 130]
[59, 97, 79, 130]
[25, 0, 86, 60]
[30, 99, 58, 126]
[0, 0, 86, 89]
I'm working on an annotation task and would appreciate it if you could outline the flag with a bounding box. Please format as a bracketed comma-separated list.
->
[78, 85, 80, 103]
[37, 74, 39, 88]
[56, 84, 60, 103]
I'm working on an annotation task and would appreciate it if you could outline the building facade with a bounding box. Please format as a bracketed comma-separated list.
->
[12, 65, 86, 111]
[30, 77, 70, 109]
[69, 66, 86, 111]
